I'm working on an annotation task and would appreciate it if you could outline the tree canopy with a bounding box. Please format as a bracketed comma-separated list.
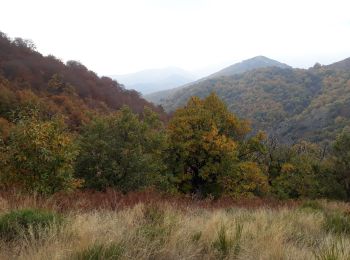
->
[167, 93, 268, 197]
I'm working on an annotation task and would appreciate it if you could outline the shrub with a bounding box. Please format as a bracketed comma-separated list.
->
[0, 208, 63, 241]
[323, 212, 350, 235]
[333, 131, 350, 199]
[73, 243, 124, 260]
[300, 201, 324, 212]
[2, 115, 80, 194]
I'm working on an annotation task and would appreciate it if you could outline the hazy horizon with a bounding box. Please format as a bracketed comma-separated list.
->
[1, 0, 349, 76]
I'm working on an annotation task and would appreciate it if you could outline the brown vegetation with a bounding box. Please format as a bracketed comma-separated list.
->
[0, 189, 299, 213]
[0, 32, 166, 131]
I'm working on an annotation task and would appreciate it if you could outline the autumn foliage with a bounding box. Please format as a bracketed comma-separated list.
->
[167, 93, 268, 197]
[0, 115, 80, 194]
[0, 31, 350, 201]
[0, 31, 165, 131]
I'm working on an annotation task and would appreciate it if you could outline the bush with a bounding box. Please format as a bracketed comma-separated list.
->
[323, 212, 350, 235]
[0, 208, 63, 241]
[299, 201, 324, 212]
[2, 115, 80, 194]
[73, 243, 124, 260]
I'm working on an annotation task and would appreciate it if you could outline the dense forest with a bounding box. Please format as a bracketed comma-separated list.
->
[145, 56, 291, 104]
[0, 32, 350, 201]
[0, 32, 165, 132]
[155, 59, 350, 144]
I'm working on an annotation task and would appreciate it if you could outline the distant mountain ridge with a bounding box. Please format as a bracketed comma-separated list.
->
[150, 57, 350, 143]
[110, 67, 196, 95]
[145, 56, 291, 104]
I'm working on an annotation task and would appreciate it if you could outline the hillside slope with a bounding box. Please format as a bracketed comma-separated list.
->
[0, 32, 165, 129]
[159, 61, 350, 143]
[145, 56, 291, 104]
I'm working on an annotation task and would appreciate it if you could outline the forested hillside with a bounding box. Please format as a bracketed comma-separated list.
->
[1, 31, 350, 202]
[0, 31, 165, 132]
[158, 60, 350, 143]
[145, 56, 290, 104]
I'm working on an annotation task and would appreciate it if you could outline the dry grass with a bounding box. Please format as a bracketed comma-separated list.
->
[0, 192, 349, 259]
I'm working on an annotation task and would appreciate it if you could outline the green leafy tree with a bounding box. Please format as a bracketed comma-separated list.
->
[76, 106, 170, 192]
[333, 131, 350, 198]
[167, 93, 268, 197]
[1, 115, 79, 194]
[270, 141, 345, 199]
[220, 161, 269, 197]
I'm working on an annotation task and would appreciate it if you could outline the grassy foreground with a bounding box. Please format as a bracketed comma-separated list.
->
[0, 193, 350, 259]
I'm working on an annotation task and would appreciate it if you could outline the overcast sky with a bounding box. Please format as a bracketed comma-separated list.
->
[1, 0, 350, 75]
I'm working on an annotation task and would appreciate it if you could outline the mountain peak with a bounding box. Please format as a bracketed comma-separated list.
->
[249, 55, 272, 60]
[209, 56, 291, 78]
[246, 55, 282, 63]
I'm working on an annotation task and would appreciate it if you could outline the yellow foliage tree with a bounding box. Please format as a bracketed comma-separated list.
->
[167, 93, 268, 197]
[0, 115, 80, 194]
